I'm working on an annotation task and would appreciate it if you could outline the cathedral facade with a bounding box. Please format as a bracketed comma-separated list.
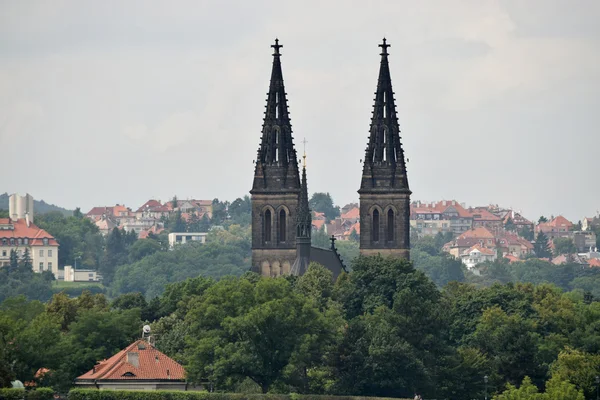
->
[250, 39, 410, 277]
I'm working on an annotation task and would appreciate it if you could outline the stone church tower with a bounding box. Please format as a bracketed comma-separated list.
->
[250, 39, 301, 276]
[358, 39, 411, 259]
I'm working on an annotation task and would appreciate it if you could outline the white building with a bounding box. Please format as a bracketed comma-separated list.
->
[168, 232, 208, 248]
[63, 265, 102, 282]
[460, 244, 497, 270]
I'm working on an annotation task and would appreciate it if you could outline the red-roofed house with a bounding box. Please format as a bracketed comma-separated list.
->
[342, 222, 360, 240]
[410, 200, 472, 237]
[469, 207, 503, 231]
[0, 218, 59, 278]
[460, 244, 497, 269]
[75, 339, 186, 390]
[536, 216, 573, 239]
[588, 259, 600, 268]
[340, 207, 360, 224]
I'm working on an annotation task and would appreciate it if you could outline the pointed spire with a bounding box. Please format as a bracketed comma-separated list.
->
[251, 39, 300, 193]
[359, 38, 409, 192]
[296, 144, 311, 239]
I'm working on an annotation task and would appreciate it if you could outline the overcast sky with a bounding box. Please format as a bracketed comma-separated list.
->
[1, 0, 599, 221]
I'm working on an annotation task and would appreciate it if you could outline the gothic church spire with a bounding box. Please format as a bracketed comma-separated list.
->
[359, 38, 409, 191]
[252, 39, 300, 192]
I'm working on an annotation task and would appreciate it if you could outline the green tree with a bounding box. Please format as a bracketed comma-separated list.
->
[312, 225, 329, 248]
[185, 276, 343, 393]
[309, 193, 340, 222]
[553, 238, 577, 256]
[505, 217, 516, 231]
[535, 231, 552, 258]
[520, 226, 535, 241]
[128, 238, 161, 263]
[539, 216, 549, 223]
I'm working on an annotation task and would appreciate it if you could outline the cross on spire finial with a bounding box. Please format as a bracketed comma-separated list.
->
[272, 38, 283, 56]
[379, 37, 390, 56]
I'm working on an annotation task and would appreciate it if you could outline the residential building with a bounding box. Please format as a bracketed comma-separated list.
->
[443, 226, 496, 258]
[460, 244, 497, 270]
[583, 215, 600, 232]
[64, 265, 102, 282]
[94, 216, 117, 236]
[410, 200, 472, 237]
[75, 339, 186, 391]
[168, 232, 208, 248]
[0, 218, 59, 278]
[573, 231, 597, 253]
[496, 232, 534, 257]
[469, 207, 503, 231]
[536, 216, 573, 239]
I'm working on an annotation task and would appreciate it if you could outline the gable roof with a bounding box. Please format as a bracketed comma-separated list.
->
[76, 340, 185, 381]
[469, 207, 502, 222]
[464, 244, 496, 256]
[458, 226, 495, 240]
[340, 207, 359, 220]
[0, 219, 58, 246]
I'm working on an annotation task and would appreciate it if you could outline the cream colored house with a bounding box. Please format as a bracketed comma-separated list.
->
[0, 218, 59, 279]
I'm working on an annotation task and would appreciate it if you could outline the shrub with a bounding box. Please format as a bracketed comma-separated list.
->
[0, 388, 54, 400]
[67, 390, 409, 400]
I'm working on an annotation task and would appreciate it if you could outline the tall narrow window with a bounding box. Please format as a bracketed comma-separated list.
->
[275, 130, 279, 162]
[279, 209, 286, 242]
[264, 210, 272, 243]
[382, 128, 387, 161]
[387, 209, 394, 242]
[372, 209, 380, 242]
[383, 92, 387, 118]
[275, 92, 279, 119]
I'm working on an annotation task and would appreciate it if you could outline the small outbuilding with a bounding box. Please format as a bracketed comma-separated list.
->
[75, 339, 186, 391]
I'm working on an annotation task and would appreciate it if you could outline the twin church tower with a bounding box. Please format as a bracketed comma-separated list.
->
[250, 39, 411, 278]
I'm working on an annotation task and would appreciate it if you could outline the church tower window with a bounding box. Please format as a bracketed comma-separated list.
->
[279, 209, 286, 242]
[387, 209, 394, 242]
[264, 210, 272, 243]
[372, 209, 380, 242]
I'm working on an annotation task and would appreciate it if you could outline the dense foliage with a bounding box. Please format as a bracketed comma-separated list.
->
[67, 389, 409, 400]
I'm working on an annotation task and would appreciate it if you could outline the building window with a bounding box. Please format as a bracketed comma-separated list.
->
[17, 238, 22, 245]
[39, 262, 44, 271]
[89, 273, 93, 277]
[2, 239, 5, 245]
[39, 249, 44, 257]
[24, 238, 28, 245]
[48, 250, 52, 257]
[387, 209, 394, 242]
[372, 209, 380, 242]
[264, 210, 272, 243]
[10, 239, 14, 245]
[279, 209, 286, 242]
[43, 238, 48, 245]
[2, 250, 6, 257]
[48, 262, 52, 270]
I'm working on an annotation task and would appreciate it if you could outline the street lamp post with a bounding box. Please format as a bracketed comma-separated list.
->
[484, 375, 489, 400]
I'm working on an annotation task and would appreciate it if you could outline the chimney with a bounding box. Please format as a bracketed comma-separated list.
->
[25, 212, 30, 228]
[452, 200, 456, 206]
[127, 352, 139, 368]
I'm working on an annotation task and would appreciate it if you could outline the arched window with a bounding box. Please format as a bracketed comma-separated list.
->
[279, 209, 286, 242]
[387, 209, 394, 242]
[264, 210, 272, 243]
[372, 209, 380, 242]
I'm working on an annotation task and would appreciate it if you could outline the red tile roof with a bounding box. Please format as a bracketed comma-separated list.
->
[411, 200, 472, 218]
[588, 259, 600, 267]
[312, 219, 326, 231]
[458, 226, 495, 240]
[469, 207, 502, 222]
[341, 207, 359, 220]
[344, 222, 360, 236]
[77, 340, 185, 381]
[313, 211, 326, 220]
[504, 254, 521, 263]
[136, 200, 163, 213]
[0, 219, 58, 246]
[465, 244, 496, 256]
[86, 206, 113, 217]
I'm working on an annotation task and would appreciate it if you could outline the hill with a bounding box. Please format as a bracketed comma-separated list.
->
[0, 192, 72, 216]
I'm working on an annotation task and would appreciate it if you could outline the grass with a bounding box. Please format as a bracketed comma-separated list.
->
[53, 281, 105, 289]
